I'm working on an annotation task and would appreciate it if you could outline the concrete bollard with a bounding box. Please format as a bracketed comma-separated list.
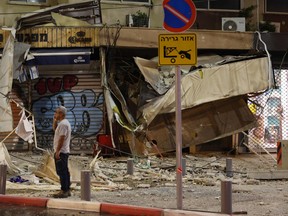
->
[127, 158, 134, 175]
[221, 180, 232, 214]
[0, 164, 7, 195]
[182, 158, 186, 176]
[226, 158, 233, 177]
[81, 170, 91, 201]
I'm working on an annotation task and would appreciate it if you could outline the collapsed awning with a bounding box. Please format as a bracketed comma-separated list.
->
[139, 56, 270, 125]
[27, 48, 91, 65]
[105, 54, 271, 156]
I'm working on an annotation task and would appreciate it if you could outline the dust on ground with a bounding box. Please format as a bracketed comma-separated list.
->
[4, 151, 288, 216]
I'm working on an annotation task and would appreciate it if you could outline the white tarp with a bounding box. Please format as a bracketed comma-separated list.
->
[0, 30, 31, 133]
[140, 56, 270, 125]
[134, 57, 174, 95]
[0, 31, 15, 132]
[0, 142, 22, 174]
[134, 57, 191, 95]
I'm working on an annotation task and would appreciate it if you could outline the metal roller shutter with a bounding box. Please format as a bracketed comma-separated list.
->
[30, 61, 104, 154]
[3, 60, 105, 154]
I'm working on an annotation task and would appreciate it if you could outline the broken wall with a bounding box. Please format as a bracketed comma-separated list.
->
[125, 96, 256, 156]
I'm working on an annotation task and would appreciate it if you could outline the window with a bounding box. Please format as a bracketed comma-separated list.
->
[102, 0, 150, 3]
[194, 0, 240, 10]
[266, 0, 288, 13]
[193, 0, 208, 9]
[122, 0, 149, 2]
[8, 0, 47, 4]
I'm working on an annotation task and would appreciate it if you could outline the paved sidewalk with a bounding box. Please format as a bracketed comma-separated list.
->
[0, 195, 230, 216]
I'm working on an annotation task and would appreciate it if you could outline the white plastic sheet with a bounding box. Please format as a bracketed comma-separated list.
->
[0, 142, 21, 174]
[141, 56, 270, 125]
[15, 110, 34, 142]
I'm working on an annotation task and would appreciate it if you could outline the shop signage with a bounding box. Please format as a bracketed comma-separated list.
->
[16, 33, 48, 43]
[68, 31, 92, 44]
[0, 27, 99, 48]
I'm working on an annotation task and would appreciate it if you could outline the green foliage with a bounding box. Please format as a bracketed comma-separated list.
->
[132, 10, 148, 27]
[239, 5, 257, 31]
[239, 5, 257, 19]
[259, 21, 276, 32]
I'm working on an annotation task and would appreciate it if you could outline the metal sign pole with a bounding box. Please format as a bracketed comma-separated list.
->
[160, 1, 197, 206]
[176, 65, 183, 209]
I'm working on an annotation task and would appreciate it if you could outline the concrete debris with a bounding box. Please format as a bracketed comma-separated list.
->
[3, 152, 285, 215]
[33, 151, 59, 182]
[192, 178, 217, 186]
[0, 142, 22, 174]
[245, 179, 261, 185]
[5, 152, 279, 196]
[137, 184, 150, 188]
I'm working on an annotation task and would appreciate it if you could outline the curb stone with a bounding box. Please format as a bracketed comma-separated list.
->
[0, 195, 229, 216]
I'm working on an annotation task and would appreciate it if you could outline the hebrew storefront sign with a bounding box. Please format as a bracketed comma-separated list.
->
[0, 27, 99, 48]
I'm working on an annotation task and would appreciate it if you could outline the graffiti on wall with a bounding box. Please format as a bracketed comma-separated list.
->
[32, 75, 104, 152]
[34, 75, 78, 95]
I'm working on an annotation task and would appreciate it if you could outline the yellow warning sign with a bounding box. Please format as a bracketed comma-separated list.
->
[158, 33, 197, 66]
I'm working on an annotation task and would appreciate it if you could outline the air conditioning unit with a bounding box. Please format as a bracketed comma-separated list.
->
[222, 17, 246, 32]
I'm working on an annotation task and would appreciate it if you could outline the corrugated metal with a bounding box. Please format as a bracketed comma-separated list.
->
[0, 82, 30, 151]
[30, 61, 104, 154]
[2, 61, 105, 154]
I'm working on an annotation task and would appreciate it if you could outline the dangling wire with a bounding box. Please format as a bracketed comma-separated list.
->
[255, 31, 274, 89]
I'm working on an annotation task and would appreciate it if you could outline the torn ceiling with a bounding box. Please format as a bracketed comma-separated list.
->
[16, 0, 102, 29]
[139, 55, 270, 125]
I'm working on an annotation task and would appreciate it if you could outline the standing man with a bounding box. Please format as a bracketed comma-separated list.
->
[52, 106, 71, 198]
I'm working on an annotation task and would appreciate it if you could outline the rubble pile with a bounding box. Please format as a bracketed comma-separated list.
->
[5, 151, 275, 196]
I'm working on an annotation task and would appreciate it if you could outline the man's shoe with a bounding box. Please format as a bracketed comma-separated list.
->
[53, 190, 69, 198]
[67, 190, 71, 197]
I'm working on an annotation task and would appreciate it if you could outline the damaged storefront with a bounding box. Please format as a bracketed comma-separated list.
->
[0, 33, 272, 157]
[1, 46, 106, 154]
[28, 50, 105, 153]
[0, 1, 109, 154]
[0, 0, 275, 158]
[104, 53, 271, 156]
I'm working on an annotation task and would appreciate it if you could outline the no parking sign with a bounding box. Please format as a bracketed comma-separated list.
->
[160, 0, 197, 66]
[163, 0, 197, 33]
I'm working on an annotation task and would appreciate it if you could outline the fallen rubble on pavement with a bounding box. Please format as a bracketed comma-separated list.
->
[5, 151, 277, 195]
[4, 151, 288, 215]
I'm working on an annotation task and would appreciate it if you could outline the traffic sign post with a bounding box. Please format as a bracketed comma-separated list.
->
[175, 64, 183, 210]
[163, 0, 196, 32]
[159, 33, 197, 65]
[161, 0, 197, 210]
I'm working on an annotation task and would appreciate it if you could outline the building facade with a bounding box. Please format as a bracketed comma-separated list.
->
[0, 0, 287, 155]
[1, 0, 288, 32]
